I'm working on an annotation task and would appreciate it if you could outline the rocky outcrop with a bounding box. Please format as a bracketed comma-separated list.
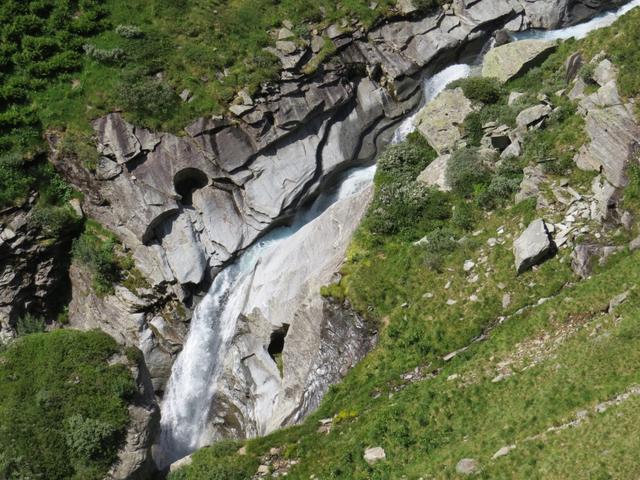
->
[415, 88, 476, 154]
[516, 103, 553, 129]
[573, 65, 640, 189]
[571, 243, 623, 278]
[202, 187, 376, 442]
[108, 350, 160, 480]
[482, 39, 558, 82]
[513, 219, 556, 273]
[67, 262, 186, 393]
[0, 201, 79, 341]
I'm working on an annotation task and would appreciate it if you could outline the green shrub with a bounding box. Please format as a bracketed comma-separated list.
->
[450, 76, 503, 104]
[579, 62, 596, 84]
[170, 440, 258, 480]
[0, 330, 133, 479]
[418, 227, 459, 271]
[115, 25, 144, 39]
[30, 204, 81, 238]
[83, 44, 126, 64]
[116, 74, 179, 125]
[64, 415, 118, 461]
[0, 152, 33, 207]
[15, 313, 45, 336]
[451, 201, 477, 231]
[72, 225, 122, 295]
[446, 147, 492, 197]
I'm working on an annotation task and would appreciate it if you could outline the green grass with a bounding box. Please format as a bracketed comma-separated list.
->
[0, 329, 135, 480]
[72, 220, 149, 296]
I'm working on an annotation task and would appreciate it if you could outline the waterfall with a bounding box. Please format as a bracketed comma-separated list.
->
[154, 2, 640, 466]
[154, 165, 377, 468]
[514, 0, 640, 40]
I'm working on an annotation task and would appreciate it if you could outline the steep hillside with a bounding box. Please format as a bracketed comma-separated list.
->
[172, 7, 640, 479]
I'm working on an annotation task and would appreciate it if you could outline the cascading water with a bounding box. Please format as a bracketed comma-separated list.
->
[514, 0, 640, 41]
[154, 2, 639, 467]
[154, 165, 378, 468]
[155, 62, 469, 468]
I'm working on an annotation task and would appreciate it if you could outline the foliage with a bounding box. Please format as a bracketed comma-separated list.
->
[169, 440, 259, 480]
[64, 414, 119, 461]
[72, 221, 122, 295]
[0, 330, 134, 479]
[15, 313, 46, 336]
[450, 76, 503, 104]
[363, 143, 452, 237]
[445, 147, 493, 197]
[115, 73, 180, 126]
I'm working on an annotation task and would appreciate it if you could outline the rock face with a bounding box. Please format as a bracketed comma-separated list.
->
[571, 244, 622, 279]
[203, 188, 377, 442]
[415, 88, 476, 154]
[482, 39, 558, 82]
[108, 351, 160, 480]
[573, 72, 640, 189]
[513, 219, 556, 273]
[67, 262, 186, 393]
[0, 203, 78, 341]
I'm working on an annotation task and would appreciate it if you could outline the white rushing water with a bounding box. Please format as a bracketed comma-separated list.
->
[154, 165, 377, 467]
[155, 63, 467, 467]
[155, 1, 639, 466]
[515, 0, 640, 40]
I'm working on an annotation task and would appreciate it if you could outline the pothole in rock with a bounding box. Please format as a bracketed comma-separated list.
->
[268, 324, 290, 377]
[174, 168, 209, 206]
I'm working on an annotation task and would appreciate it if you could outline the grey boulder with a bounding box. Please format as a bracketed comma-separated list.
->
[482, 40, 558, 83]
[513, 219, 556, 274]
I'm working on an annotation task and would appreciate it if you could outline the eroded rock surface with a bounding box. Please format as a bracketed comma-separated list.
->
[415, 88, 476, 154]
[203, 187, 376, 442]
[482, 39, 558, 82]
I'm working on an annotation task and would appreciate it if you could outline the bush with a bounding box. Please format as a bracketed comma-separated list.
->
[451, 201, 477, 231]
[115, 25, 144, 39]
[418, 227, 459, 271]
[83, 44, 126, 64]
[30, 204, 81, 238]
[72, 226, 122, 295]
[446, 147, 492, 197]
[580, 63, 596, 84]
[64, 415, 118, 461]
[450, 77, 503, 104]
[0, 152, 33, 207]
[116, 74, 179, 125]
[0, 330, 133, 479]
[15, 313, 45, 336]
[375, 142, 436, 186]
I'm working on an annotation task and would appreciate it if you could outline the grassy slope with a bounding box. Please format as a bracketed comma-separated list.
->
[174, 7, 640, 480]
[0, 329, 136, 480]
